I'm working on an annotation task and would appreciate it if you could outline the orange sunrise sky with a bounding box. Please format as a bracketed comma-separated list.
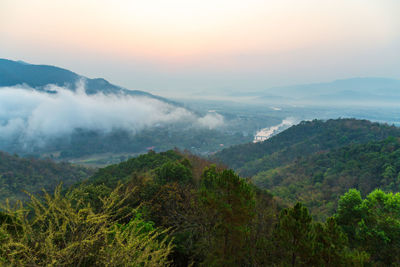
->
[1, 0, 399, 96]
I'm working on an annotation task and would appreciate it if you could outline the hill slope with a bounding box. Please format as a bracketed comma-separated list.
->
[0, 58, 169, 102]
[215, 119, 400, 218]
[253, 137, 400, 218]
[4, 149, 378, 266]
[215, 118, 400, 177]
[0, 151, 94, 202]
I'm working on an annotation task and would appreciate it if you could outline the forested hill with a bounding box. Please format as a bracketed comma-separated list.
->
[214, 118, 400, 176]
[0, 151, 94, 202]
[1, 149, 399, 265]
[0, 58, 169, 102]
[253, 137, 400, 218]
[85, 150, 184, 187]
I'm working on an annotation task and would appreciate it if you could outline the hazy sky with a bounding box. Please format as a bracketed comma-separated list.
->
[1, 0, 399, 96]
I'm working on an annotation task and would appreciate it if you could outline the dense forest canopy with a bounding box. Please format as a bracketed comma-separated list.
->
[253, 137, 400, 218]
[214, 119, 400, 217]
[1, 119, 400, 265]
[0, 151, 94, 203]
[1, 150, 382, 266]
[215, 118, 400, 175]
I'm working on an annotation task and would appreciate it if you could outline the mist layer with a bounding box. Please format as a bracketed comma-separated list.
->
[0, 84, 224, 144]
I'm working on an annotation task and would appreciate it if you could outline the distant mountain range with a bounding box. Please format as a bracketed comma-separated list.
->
[230, 77, 400, 106]
[3, 58, 399, 106]
[0, 58, 171, 103]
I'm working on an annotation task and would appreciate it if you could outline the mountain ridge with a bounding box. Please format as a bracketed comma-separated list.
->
[0, 150, 94, 202]
[214, 118, 400, 218]
[214, 118, 400, 175]
[0, 58, 173, 103]
[224, 77, 400, 106]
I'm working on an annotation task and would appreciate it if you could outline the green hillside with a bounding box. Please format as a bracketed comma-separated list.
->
[253, 137, 400, 218]
[0, 151, 94, 202]
[215, 118, 400, 176]
[215, 118, 400, 219]
[1, 149, 399, 265]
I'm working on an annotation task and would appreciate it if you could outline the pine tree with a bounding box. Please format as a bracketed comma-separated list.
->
[198, 166, 255, 266]
[273, 203, 314, 266]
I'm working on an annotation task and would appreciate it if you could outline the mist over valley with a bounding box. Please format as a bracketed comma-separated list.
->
[1, 59, 400, 165]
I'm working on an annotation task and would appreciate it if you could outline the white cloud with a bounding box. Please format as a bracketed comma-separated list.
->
[197, 112, 224, 130]
[0, 83, 224, 145]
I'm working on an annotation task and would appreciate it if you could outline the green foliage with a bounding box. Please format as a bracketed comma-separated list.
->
[336, 189, 400, 265]
[214, 119, 400, 220]
[2, 147, 394, 266]
[253, 137, 400, 218]
[312, 218, 367, 266]
[156, 160, 193, 185]
[69, 150, 215, 266]
[244, 186, 277, 266]
[198, 166, 255, 266]
[273, 203, 314, 266]
[273, 203, 367, 266]
[0, 151, 94, 203]
[88, 150, 183, 188]
[215, 118, 400, 175]
[0, 185, 173, 266]
[336, 189, 363, 240]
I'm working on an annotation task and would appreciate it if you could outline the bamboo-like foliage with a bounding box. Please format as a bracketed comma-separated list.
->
[0, 185, 173, 266]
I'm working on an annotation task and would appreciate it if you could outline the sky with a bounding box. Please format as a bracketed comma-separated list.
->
[1, 0, 400, 97]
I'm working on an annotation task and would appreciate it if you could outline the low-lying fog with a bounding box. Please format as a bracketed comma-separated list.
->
[0, 83, 224, 146]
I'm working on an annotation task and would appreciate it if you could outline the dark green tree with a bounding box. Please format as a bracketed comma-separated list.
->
[313, 218, 368, 266]
[156, 161, 193, 185]
[198, 166, 255, 266]
[273, 203, 314, 266]
[336, 188, 363, 242]
[336, 189, 400, 265]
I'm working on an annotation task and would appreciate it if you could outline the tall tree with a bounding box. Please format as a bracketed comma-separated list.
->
[273, 202, 314, 266]
[312, 218, 368, 266]
[336, 189, 400, 265]
[198, 166, 255, 266]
